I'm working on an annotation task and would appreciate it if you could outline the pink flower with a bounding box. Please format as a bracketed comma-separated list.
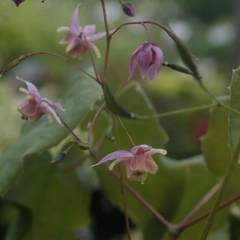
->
[129, 42, 163, 83]
[92, 144, 167, 184]
[57, 4, 110, 59]
[17, 76, 65, 125]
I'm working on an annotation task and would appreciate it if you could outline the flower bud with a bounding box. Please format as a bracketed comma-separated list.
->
[50, 152, 66, 164]
[122, 3, 135, 17]
[12, 0, 25, 7]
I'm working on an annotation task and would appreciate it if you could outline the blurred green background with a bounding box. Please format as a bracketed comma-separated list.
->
[0, 0, 240, 239]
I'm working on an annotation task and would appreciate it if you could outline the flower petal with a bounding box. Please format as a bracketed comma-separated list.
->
[16, 76, 41, 102]
[128, 45, 142, 80]
[146, 148, 167, 156]
[147, 45, 163, 82]
[17, 99, 39, 117]
[70, 4, 82, 36]
[109, 157, 133, 170]
[57, 27, 75, 44]
[91, 150, 133, 167]
[41, 102, 63, 126]
[66, 37, 80, 52]
[83, 25, 96, 36]
[130, 144, 152, 154]
[145, 158, 159, 174]
[130, 148, 147, 172]
[89, 42, 101, 58]
[86, 31, 107, 42]
[41, 97, 65, 112]
[137, 43, 152, 79]
[66, 39, 88, 59]
[29, 106, 48, 124]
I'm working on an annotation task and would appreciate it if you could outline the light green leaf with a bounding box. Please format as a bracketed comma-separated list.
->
[229, 67, 240, 153]
[202, 102, 231, 177]
[0, 71, 102, 195]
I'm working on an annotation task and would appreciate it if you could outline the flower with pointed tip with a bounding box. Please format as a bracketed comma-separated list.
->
[129, 42, 163, 83]
[92, 144, 167, 184]
[57, 4, 111, 60]
[17, 76, 65, 125]
[12, 0, 25, 7]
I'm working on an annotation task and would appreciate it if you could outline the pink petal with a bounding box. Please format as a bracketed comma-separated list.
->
[137, 43, 152, 79]
[147, 45, 163, 82]
[66, 37, 80, 52]
[45, 105, 63, 126]
[109, 157, 133, 170]
[128, 45, 142, 80]
[29, 106, 48, 124]
[70, 4, 82, 36]
[130, 144, 152, 154]
[91, 150, 133, 167]
[57, 27, 75, 44]
[41, 97, 65, 112]
[17, 99, 39, 117]
[130, 148, 147, 172]
[16, 76, 41, 101]
[66, 39, 88, 59]
[83, 25, 96, 36]
[86, 31, 107, 42]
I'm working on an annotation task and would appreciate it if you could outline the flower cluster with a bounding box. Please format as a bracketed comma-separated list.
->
[92, 144, 167, 184]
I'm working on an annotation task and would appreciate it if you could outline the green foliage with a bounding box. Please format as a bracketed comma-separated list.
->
[0, 71, 102, 195]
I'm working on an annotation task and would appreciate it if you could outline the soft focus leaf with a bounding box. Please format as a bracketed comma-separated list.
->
[229, 67, 240, 154]
[0, 70, 102, 195]
[3, 201, 32, 240]
[5, 152, 91, 240]
[202, 102, 231, 177]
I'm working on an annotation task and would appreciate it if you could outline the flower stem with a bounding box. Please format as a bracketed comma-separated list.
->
[117, 116, 135, 147]
[1, 52, 97, 82]
[198, 81, 240, 117]
[141, 22, 151, 42]
[199, 138, 240, 240]
[180, 191, 240, 230]
[113, 115, 132, 240]
[100, 0, 111, 82]
[178, 182, 222, 227]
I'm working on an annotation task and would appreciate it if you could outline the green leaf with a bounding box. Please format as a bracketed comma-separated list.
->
[0, 70, 102, 195]
[4, 201, 32, 240]
[5, 152, 91, 240]
[202, 102, 231, 177]
[229, 67, 240, 154]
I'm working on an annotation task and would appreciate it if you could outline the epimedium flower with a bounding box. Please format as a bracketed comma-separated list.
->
[92, 144, 167, 184]
[57, 4, 110, 59]
[129, 42, 163, 83]
[17, 76, 65, 125]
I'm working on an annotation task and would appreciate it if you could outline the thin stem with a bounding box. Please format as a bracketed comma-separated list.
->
[87, 102, 107, 144]
[141, 22, 151, 42]
[117, 116, 135, 147]
[90, 149, 170, 229]
[180, 192, 240, 230]
[110, 21, 172, 38]
[81, 33, 101, 85]
[138, 104, 214, 120]
[199, 138, 240, 240]
[198, 81, 240, 117]
[179, 182, 222, 227]
[113, 115, 132, 240]
[100, 0, 111, 81]
[9, 52, 97, 82]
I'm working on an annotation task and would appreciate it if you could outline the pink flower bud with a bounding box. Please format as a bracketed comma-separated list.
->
[12, 0, 25, 7]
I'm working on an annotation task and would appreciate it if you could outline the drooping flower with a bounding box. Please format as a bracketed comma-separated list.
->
[17, 76, 65, 125]
[57, 4, 110, 59]
[92, 144, 167, 184]
[129, 42, 163, 83]
[12, 0, 25, 7]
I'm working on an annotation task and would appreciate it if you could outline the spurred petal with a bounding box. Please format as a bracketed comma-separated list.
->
[66, 39, 88, 59]
[57, 27, 75, 44]
[147, 45, 163, 82]
[130, 148, 147, 172]
[128, 45, 142, 80]
[17, 99, 39, 117]
[137, 43, 152, 78]
[42, 103, 63, 126]
[70, 4, 82, 36]
[146, 148, 167, 156]
[130, 144, 152, 154]
[29, 106, 48, 124]
[41, 97, 65, 111]
[86, 31, 107, 42]
[145, 158, 159, 174]
[16, 76, 41, 102]
[91, 150, 133, 167]
[89, 42, 101, 58]
[66, 37, 80, 52]
[128, 172, 148, 184]
[83, 25, 96, 36]
[109, 157, 133, 170]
